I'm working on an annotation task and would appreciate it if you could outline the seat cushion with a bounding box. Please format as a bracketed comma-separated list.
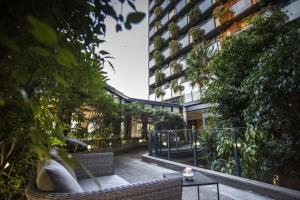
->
[36, 159, 83, 193]
[78, 175, 130, 192]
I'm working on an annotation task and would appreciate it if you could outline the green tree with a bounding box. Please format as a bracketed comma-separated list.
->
[205, 12, 300, 130]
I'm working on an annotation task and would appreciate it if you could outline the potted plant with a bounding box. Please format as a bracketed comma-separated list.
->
[188, 27, 205, 43]
[154, 21, 162, 30]
[153, 36, 164, 49]
[154, 6, 162, 16]
[168, 22, 180, 38]
[171, 79, 184, 95]
[153, 51, 164, 66]
[170, 60, 182, 74]
[169, 40, 182, 55]
[155, 87, 165, 98]
[213, 4, 233, 24]
[155, 69, 166, 84]
[188, 7, 201, 24]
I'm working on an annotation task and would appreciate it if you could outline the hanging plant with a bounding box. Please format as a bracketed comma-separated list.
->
[169, 40, 182, 55]
[153, 36, 164, 49]
[154, 6, 162, 16]
[213, 4, 233, 24]
[155, 87, 165, 98]
[155, 0, 161, 5]
[153, 51, 164, 66]
[188, 27, 205, 43]
[155, 69, 165, 84]
[170, 60, 182, 74]
[171, 79, 184, 93]
[154, 21, 162, 30]
[188, 7, 201, 24]
[168, 22, 180, 38]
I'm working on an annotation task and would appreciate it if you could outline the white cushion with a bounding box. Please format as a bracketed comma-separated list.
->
[78, 175, 130, 192]
[36, 159, 83, 193]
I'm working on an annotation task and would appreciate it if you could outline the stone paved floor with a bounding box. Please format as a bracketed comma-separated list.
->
[115, 148, 273, 200]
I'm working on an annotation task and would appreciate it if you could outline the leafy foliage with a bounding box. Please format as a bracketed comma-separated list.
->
[153, 36, 165, 50]
[155, 87, 166, 99]
[205, 12, 300, 130]
[154, 51, 164, 66]
[188, 27, 204, 43]
[188, 7, 201, 23]
[186, 42, 212, 88]
[168, 22, 180, 38]
[169, 40, 182, 55]
[170, 60, 182, 74]
[0, 0, 144, 198]
[154, 6, 162, 16]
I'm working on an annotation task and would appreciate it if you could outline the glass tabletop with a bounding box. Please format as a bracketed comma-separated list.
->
[163, 172, 218, 187]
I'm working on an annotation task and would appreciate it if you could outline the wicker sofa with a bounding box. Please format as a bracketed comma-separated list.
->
[25, 152, 183, 200]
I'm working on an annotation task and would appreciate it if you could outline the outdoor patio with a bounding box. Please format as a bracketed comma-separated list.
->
[114, 148, 272, 200]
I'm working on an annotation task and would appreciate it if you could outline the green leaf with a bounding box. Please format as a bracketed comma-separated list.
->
[28, 46, 51, 57]
[99, 50, 110, 55]
[55, 48, 78, 67]
[125, 12, 145, 27]
[28, 16, 58, 47]
[52, 73, 68, 87]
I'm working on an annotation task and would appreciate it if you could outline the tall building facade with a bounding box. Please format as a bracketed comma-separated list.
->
[148, 0, 300, 129]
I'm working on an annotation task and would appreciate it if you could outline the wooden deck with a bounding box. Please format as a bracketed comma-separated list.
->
[115, 148, 273, 200]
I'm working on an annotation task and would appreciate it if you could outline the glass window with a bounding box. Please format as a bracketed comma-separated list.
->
[179, 34, 189, 48]
[231, 0, 252, 16]
[149, 93, 156, 101]
[173, 107, 179, 113]
[149, 0, 155, 10]
[163, 66, 171, 77]
[162, 82, 170, 89]
[200, 18, 215, 34]
[149, 13, 155, 23]
[164, 106, 172, 111]
[176, 0, 186, 13]
[162, 30, 170, 40]
[161, 14, 168, 25]
[178, 57, 187, 70]
[162, 0, 169, 9]
[149, 43, 154, 52]
[149, 58, 155, 68]
[199, 0, 213, 13]
[164, 88, 172, 100]
[149, 75, 155, 85]
[177, 15, 188, 29]
[282, 0, 300, 21]
[162, 47, 170, 58]
[149, 27, 155, 37]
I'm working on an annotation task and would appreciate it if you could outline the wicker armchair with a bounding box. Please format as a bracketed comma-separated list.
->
[25, 152, 182, 200]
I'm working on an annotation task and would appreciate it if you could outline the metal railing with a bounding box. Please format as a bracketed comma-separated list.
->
[148, 128, 242, 176]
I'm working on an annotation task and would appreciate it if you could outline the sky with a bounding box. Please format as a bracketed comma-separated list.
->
[101, 1, 148, 99]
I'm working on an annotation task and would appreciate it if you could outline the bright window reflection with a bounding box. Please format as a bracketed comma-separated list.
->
[199, 0, 212, 13]
[231, 0, 252, 16]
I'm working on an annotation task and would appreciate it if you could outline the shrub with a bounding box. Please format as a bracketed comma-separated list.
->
[170, 60, 182, 74]
[188, 27, 205, 43]
[169, 40, 182, 55]
[188, 7, 201, 23]
[155, 70, 165, 84]
[155, 87, 165, 98]
[153, 36, 164, 49]
[153, 51, 164, 66]
[154, 6, 162, 16]
[168, 22, 180, 38]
